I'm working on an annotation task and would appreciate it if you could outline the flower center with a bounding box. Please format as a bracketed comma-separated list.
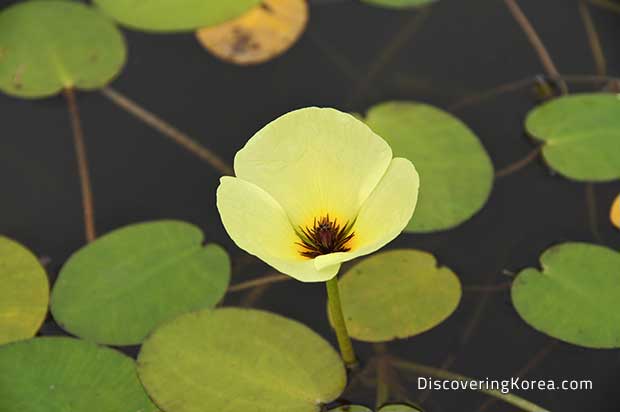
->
[296, 214, 355, 258]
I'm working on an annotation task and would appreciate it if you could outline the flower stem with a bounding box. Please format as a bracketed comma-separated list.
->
[326, 276, 357, 368]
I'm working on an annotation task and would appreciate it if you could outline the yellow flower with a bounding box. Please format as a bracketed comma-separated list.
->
[217, 107, 419, 282]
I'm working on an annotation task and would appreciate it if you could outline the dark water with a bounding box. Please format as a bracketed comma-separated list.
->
[1, 0, 620, 410]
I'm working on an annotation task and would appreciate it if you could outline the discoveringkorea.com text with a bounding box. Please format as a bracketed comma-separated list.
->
[418, 377, 593, 394]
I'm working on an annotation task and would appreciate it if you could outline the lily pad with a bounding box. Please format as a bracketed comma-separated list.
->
[525, 93, 620, 181]
[337, 249, 461, 342]
[379, 405, 422, 412]
[0, 337, 158, 412]
[0, 0, 126, 98]
[512, 242, 620, 348]
[196, 0, 308, 66]
[94, 0, 261, 32]
[51, 220, 230, 346]
[362, 0, 436, 9]
[365, 101, 494, 232]
[0, 237, 49, 345]
[328, 404, 421, 412]
[138, 308, 346, 412]
[328, 406, 373, 412]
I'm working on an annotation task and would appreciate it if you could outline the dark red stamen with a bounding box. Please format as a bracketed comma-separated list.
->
[296, 214, 354, 258]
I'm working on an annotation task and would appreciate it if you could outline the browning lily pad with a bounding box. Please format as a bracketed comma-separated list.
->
[611, 194, 620, 229]
[337, 249, 461, 342]
[51, 221, 230, 346]
[525, 93, 620, 181]
[365, 101, 494, 232]
[0, 0, 126, 98]
[138, 308, 346, 412]
[196, 0, 308, 65]
[0, 237, 49, 345]
[512, 242, 620, 348]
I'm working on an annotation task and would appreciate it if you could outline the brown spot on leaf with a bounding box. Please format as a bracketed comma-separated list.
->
[260, 2, 274, 13]
[13, 64, 26, 89]
[231, 27, 257, 55]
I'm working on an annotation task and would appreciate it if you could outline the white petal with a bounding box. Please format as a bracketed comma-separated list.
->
[217, 176, 340, 282]
[234, 107, 393, 228]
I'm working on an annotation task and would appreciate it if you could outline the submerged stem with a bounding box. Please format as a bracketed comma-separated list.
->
[504, 0, 568, 94]
[228, 273, 290, 292]
[589, 0, 620, 14]
[326, 276, 357, 368]
[495, 146, 543, 179]
[100, 87, 233, 176]
[579, 0, 607, 76]
[64, 87, 96, 243]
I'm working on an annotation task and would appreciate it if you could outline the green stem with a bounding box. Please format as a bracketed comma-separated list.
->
[326, 276, 357, 368]
[390, 357, 550, 412]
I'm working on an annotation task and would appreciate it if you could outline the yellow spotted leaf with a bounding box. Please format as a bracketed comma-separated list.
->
[196, 0, 308, 65]
[611, 194, 620, 229]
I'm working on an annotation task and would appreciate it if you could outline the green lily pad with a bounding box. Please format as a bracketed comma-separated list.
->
[362, 0, 436, 9]
[0, 337, 158, 412]
[51, 220, 230, 346]
[93, 0, 261, 32]
[379, 404, 422, 412]
[0, 237, 49, 345]
[338, 249, 461, 342]
[138, 308, 346, 412]
[525, 93, 620, 181]
[0, 0, 126, 98]
[512, 242, 620, 348]
[365, 101, 494, 232]
[328, 404, 421, 412]
[328, 405, 421, 412]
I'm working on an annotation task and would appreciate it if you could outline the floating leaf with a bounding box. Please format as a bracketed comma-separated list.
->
[328, 404, 421, 412]
[0, 237, 49, 345]
[51, 221, 230, 346]
[138, 308, 346, 412]
[365, 101, 493, 232]
[525, 93, 620, 181]
[0, 337, 158, 412]
[93, 0, 261, 32]
[362, 0, 436, 9]
[610, 194, 620, 229]
[379, 404, 423, 412]
[196, 0, 308, 65]
[0, 0, 126, 98]
[512, 242, 620, 348]
[337, 249, 461, 342]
